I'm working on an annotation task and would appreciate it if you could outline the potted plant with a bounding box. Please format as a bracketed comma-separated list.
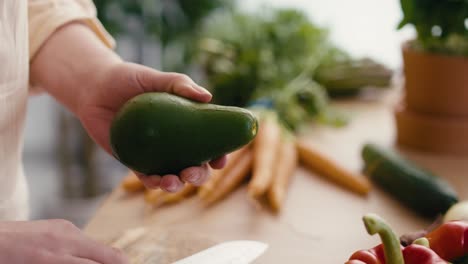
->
[395, 0, 468, 155]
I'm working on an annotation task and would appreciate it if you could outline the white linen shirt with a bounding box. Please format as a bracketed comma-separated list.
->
[0, 0, 113, 220]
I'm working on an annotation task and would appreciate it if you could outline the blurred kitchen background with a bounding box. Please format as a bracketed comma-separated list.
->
[25, 0, 413, 227]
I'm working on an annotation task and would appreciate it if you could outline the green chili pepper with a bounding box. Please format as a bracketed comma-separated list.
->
[363, 213, 405, 264]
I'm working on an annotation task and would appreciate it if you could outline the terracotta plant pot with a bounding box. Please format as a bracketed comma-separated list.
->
[395, 102, 468, 155]
[402, 42, 468, 116]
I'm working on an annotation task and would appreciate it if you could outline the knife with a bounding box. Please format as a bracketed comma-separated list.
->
[172, 240, 268, 264]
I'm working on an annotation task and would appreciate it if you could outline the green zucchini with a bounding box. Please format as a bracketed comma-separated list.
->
[362, 143, 458, 218]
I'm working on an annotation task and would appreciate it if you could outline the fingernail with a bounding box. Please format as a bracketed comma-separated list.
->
[145, 176, 160, 188]
[193, 85, 212, 96]
[187, 172, 201, 183]
[166, 181, 180, 192]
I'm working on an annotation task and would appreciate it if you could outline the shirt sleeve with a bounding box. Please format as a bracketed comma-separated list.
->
[28, 0, 116, 60]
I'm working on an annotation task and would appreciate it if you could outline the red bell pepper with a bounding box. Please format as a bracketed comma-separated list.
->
[346, 214, 448, 264]
[425, 221, 468, 261]
[347, 244, 386, 264]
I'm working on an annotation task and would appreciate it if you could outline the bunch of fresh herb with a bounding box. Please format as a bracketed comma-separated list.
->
[196, 8, 391, 131]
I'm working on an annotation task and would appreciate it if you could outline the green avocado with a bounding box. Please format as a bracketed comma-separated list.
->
[110, 92, 258, 175]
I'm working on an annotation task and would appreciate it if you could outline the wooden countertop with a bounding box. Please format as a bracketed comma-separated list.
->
[85, 89, 468, 263]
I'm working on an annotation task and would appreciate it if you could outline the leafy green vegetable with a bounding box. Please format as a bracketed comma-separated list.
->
[196, 9, 336, 130]
[196, 8, 390, 130]
[273, 75, 348, 130]
[197, 9, 329, 105]
[398, 0, 468, 56]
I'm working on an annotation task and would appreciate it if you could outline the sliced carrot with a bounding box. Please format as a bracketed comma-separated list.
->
[198, 169, 223, 200]
[198, 145, 250, 199]
[121, 172, 145, 193]
[144, 189, 165, 205]
[248, 112, 282, 199]
[267, 134, 298, 212]
[144, 184, 197, 207]
[203, 150, 253, 205]
[160, 184, 197, 205]
[296, 140, 371, 196]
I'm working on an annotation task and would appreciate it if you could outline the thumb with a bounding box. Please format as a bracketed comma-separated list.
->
[132, 64, 212, 102]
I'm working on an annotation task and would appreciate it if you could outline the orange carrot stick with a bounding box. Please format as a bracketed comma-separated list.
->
[198, 146, 250, 199]
[144, 184, 197, 207]
[203, 150, 253, 205]
[160, 184, 197, 205]
[248, 112, 282, 199]
[144, 189, 165, 205]
[267, 134, 298, 212]
[296, 140, 371, 196]
[121, 172, 145, 193]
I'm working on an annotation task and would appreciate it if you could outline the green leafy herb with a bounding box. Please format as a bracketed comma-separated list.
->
[196, 8, 390, 130]
[398, 0, 468, 56]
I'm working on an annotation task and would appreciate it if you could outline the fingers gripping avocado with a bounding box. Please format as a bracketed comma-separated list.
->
[110, 93, 258, 175]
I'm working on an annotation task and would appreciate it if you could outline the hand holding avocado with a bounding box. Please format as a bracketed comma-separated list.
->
[78, 62, 231, 192]
[110, 92, 258, 179]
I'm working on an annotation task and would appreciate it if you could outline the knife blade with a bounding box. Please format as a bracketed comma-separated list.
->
[172, 240, 268, 264]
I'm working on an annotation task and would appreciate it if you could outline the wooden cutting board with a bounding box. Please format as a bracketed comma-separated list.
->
[86, 89, 468, 263]
[106, 226, 217, 264]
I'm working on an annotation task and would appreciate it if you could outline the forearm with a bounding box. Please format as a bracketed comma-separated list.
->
[29, 19, 220, 192]
[30, 22, 122, 114]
